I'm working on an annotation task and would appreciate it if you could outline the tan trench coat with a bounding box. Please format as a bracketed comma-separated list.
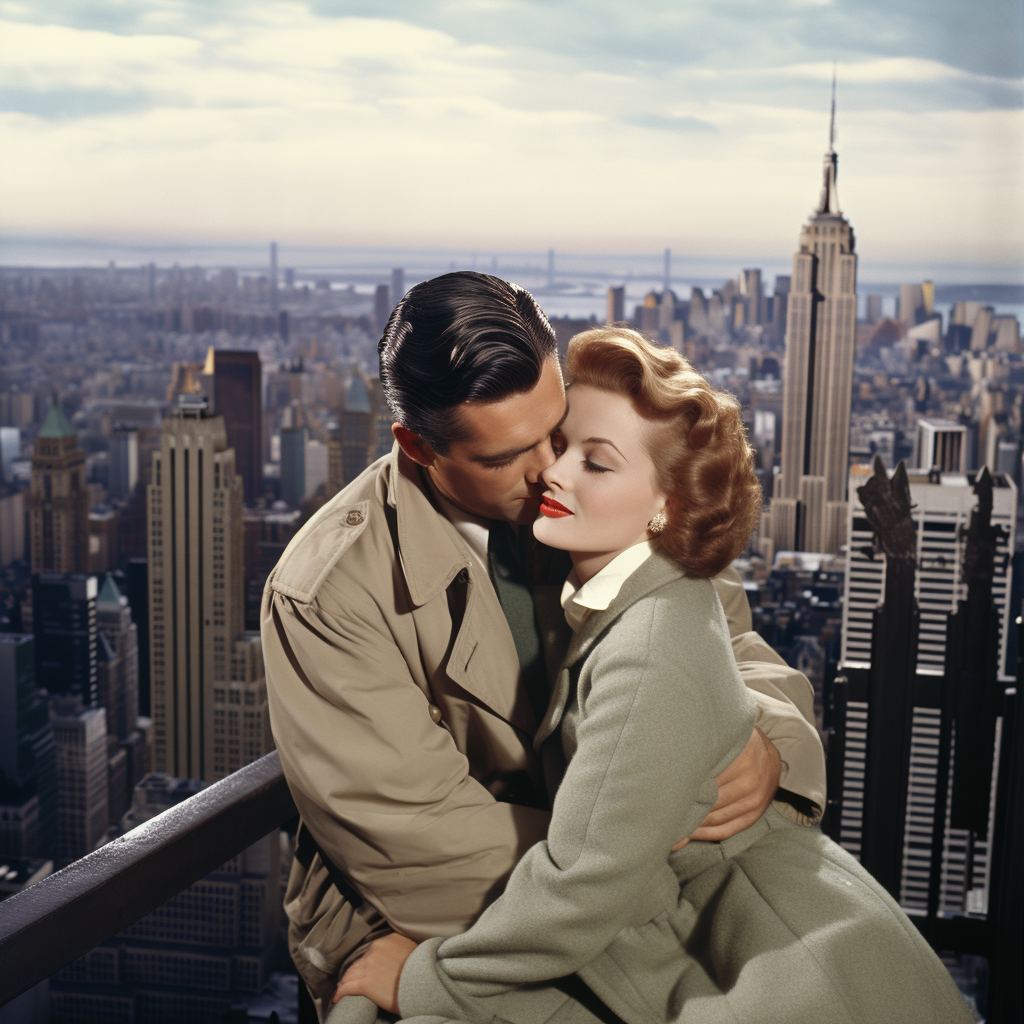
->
[261, 445, 826, 1017]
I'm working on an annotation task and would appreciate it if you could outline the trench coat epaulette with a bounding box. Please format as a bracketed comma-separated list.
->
[266, 498, 371, 605]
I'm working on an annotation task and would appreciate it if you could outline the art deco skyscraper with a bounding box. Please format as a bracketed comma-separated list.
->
[29, 402, 89, 573]
[769, 80, 857, 554]
[149, 395, 240, 779]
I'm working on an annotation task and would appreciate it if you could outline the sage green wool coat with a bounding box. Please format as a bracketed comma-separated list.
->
[395, 551, 973, 1024]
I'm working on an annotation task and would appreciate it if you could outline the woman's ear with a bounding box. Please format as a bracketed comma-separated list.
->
[392, 423, 438, 468]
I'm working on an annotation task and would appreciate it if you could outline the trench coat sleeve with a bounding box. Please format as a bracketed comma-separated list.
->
[712, 568, 826, 825]
[398, 579, 756, 1022]
[262, 582, 551, 942]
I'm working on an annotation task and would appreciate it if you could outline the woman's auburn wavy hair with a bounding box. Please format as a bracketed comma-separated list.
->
[565, 326, 762, 579]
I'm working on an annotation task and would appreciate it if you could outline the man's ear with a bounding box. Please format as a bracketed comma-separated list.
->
[392, 423, 438, 468]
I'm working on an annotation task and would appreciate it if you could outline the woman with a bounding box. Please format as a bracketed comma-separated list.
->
[334, 327, 973, 1024]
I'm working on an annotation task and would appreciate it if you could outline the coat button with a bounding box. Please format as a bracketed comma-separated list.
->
[345, 510, 364, 526]
[428, 704, 443, 724]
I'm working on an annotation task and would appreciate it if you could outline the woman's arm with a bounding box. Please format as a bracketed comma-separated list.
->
[391, 579, 756, 1022]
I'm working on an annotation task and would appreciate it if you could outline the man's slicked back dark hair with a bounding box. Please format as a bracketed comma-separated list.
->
[378, 271, 557, 455]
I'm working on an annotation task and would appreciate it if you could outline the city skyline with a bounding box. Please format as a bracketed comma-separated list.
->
[0, 0, 1021, 270]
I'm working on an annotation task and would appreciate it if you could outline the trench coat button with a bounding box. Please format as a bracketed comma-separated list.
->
[428, 704, 443, 724]
[345, 510, 364, 526]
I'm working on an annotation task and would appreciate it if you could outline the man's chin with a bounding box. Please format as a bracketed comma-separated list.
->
[509, 497, 542, 526]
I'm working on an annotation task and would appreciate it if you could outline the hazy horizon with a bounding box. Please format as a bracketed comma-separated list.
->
[1, 236, 1021, 289]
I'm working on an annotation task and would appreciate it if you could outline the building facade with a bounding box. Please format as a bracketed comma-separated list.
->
[51, 699, 110, 864]
[32, 572, 98, 706]
[0, 632, 57, 858]
[841, 466, 1016, 678]
[836, 466, 1015, 921]
[108, 427, 139, 501]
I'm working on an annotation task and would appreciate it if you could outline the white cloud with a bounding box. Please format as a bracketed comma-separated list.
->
[0, 19, 199, 90]
[0, 2, 1019, 266]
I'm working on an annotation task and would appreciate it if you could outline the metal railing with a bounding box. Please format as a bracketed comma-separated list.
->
[0, 750, 297, 1007]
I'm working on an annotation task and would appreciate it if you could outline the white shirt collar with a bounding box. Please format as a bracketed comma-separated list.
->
[560, 540, 655, 631]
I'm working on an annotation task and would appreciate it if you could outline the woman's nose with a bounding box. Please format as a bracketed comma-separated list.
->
[524, 434, 559, 484]
[538, 450, 570, 491]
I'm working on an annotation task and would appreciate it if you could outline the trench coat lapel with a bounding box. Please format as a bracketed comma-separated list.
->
[534, 551, 685, 748]
[386, 445, 537, 733]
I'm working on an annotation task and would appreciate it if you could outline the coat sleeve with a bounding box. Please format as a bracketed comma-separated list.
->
[712, 567, 826, 824]
[261, 579, 551, 943]
[398, 580, 756, 1021]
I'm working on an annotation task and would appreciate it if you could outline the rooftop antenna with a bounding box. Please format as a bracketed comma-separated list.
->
[829, 63, 837, 153]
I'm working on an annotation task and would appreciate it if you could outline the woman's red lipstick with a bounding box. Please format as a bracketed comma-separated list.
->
[540, 497, 573, 518]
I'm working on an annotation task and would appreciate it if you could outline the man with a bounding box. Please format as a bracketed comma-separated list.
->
[262, 273, 825, 1021]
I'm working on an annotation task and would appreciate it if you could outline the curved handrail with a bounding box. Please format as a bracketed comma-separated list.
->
[0, 750, 297, 1006]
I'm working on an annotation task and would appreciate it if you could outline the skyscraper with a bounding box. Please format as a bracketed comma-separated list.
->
[391, 267, 406, 307]
[279, 425, 306, 509]
[108, 427, 139, 501]
[51, 697, 109, 864]
[841, 465, 1016, 677]
[769, 79, 857, 554]
[32, 573, 98, 706]
[913, 419, 968, 474]
[374, 283, 392, 336]
[269, 240, 279, 315]
[607, 286, 625, 324]
[0, 633, 57, 858]
[738, 268, 764, 326]
[212, 633, 272, 779]
[29, 402, 89, 573]
[0, 425, 19, 483]
[202, 348, 263, 505]
[833, 466, 1015, 924]
[96, 575, 140, 743]
[148, 394, 245, 780]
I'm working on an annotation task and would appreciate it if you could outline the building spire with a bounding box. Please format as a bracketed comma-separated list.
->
[829, 64, 836, 153]
[816, 65, 840, 216]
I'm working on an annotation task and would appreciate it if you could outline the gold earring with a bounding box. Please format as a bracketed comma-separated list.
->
[647, 511, 667, 534]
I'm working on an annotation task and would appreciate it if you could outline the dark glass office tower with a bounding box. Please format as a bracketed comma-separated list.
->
[32, 572, 98, 707]
[203, 348, 263, 505]
[0, 633, 57, 857]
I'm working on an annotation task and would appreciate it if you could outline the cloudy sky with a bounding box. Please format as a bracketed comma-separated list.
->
[0, 0, 1021, 269]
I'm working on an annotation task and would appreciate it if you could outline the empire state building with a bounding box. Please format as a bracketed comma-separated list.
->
[769, 84, 857, 554]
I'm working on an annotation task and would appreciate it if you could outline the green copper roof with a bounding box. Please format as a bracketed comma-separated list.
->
[38, 402, 75, 439]
[97, 575, 124, 607]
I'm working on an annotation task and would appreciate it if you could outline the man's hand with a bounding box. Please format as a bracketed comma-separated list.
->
[672, 725, 780, 850]
[333, 933, 418, 1013]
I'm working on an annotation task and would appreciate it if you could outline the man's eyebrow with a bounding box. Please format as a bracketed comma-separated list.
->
[471, 402, 569, 464]
[583, 437, 627, 461]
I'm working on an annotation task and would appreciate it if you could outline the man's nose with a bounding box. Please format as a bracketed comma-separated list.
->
[524, 436, 558, 483]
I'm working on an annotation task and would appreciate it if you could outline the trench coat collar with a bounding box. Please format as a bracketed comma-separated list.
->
[534, 549, 686, 748]
[383, 444, 540, 733]
[384, 443, 474, 607]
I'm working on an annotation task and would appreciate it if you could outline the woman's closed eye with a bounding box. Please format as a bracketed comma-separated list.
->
[583, 459, 611, 474]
